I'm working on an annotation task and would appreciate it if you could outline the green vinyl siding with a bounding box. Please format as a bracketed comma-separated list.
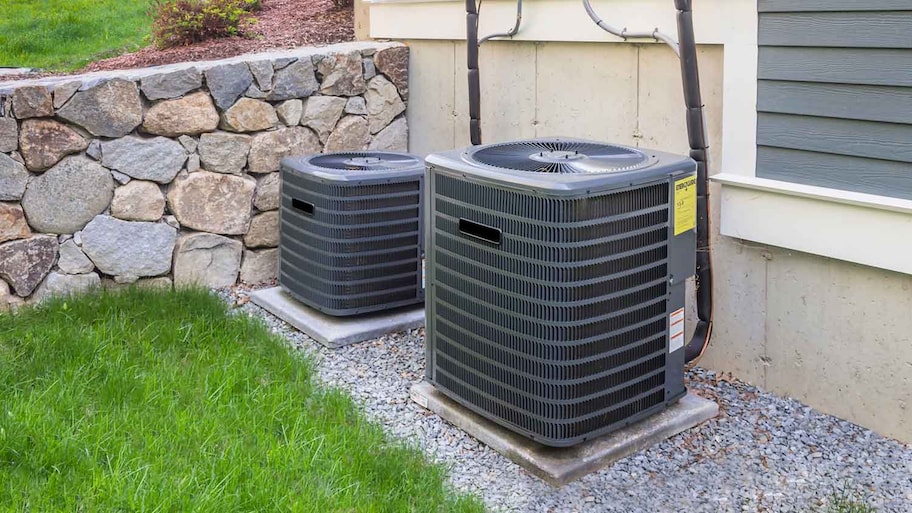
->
[757, 1, 912, 200]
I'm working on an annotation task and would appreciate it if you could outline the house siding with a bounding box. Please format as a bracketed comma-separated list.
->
[756, 1, 912, 199]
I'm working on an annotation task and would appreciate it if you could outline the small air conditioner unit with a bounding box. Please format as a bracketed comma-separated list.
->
[425, 137, 697, 447]
[279, 151, 425, 316]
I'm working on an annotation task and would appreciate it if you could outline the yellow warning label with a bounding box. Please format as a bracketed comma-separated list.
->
[673, 176, 697, 236]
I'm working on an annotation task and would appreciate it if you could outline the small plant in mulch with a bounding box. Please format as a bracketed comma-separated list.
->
[821, 484, 878, 513]
[149, 0, 262, 48]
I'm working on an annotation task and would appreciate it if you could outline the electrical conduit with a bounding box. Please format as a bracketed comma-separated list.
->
[465, 0, 714, 363]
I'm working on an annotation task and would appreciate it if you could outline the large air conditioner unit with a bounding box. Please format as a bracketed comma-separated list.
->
[279, 151, 425, 316]
[425, 137, 697, 447]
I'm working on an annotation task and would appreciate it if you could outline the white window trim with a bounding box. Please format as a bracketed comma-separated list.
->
[715, 174, 912, 275]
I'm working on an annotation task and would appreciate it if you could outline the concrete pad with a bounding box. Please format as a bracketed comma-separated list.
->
[250, 286, 425, 348]
[410, 381, 719, 487]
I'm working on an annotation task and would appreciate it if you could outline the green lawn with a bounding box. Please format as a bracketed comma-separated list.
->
[0, 0, 152, 70]
[0, 288, 484, 512]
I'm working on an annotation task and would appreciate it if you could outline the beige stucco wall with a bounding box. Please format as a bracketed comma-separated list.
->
[404, 41, 724, 161]
[354, 0, 371, 41]
[704, 239, 912, 442]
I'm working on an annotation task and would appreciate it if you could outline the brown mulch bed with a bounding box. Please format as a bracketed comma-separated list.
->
[4, 0, 353, 81]
[86, 0, 354, 71]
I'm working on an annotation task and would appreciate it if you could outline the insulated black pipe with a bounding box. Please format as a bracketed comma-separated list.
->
[466, 0, 483, 145]
[675, 0, 714, 363]
[467, 0, 714, 362]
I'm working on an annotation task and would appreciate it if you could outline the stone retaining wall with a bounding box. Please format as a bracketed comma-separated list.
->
[0, 42, 409, 309]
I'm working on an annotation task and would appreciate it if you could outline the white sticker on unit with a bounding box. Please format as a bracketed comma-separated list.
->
[669, 308, 685, 353]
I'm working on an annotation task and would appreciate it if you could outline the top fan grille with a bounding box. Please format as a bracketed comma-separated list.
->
[308, 152, 422, 172]
[467, 140, 651, 174]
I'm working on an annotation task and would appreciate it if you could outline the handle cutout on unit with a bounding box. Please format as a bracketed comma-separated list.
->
[292, 199, 315, 216]
[459, 218, 502, 245]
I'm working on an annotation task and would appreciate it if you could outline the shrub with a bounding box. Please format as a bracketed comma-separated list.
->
[332, 0, 353, 8]
[149, 0, 259, 48]
[242, 0, 262, 11]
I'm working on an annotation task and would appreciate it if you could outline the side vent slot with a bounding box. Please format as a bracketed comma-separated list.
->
[292, 199, 315, 216]
[459, 219, 502, 245]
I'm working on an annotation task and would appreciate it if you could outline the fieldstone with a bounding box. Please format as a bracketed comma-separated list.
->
[31, 271, 100, 302]
[163, 215, 180, 230]
[115, 274, 140, 284]
[187, 154, 201, 172]
[81, 215, 177, 279]
[57, 79, 142, 138]
[103, 276, 172, 291]
[21, 156, 114, 234]
[318, 50, 367, 96]
[276, 99, 303, 126]
[86, 139, 102, 160]
[57, 239, 94, 274]
[0, 203, 30, 243]
[142, 92, 219, 136]
[111, 170, 131, 185]
[0, 153, 28, 201]
[374, 46, 409, 100]
[363, 58, 376, 81]
[369, 117, 408, 151]
[167, 171, 255, 234]
[0, 235, 57, 296]
[219, 98, 277, 132]
[101, 136, 186, 183]
[110, 180, 165, 222]
[240, 248, 278, 284]
[0, 117, 17, 152]
[3, 297, 24, 311]
[172, 233, 242, 288]
[248, 60, 274, 91]
[205, 63, 253, 110]
[345, 96, 367, 115]
[366, 75, 406, 134]
[302, 96, 346, 143]
[268, 59, 319, 101]
[52, 81, 81, 109]
[324, 116, 370, 152]
[244, 211, 278, 248]
[198, 132, 251, 174]
[12, 86, 53, 119]
[248, 127, 320, 174]
[253, 172, 280, 211]
[273, 57, 296, 70]
[245, 84, 268, 99]
[137, 277, 173, 289]
[140, 67, 202, 100]
[178, 135, 198, 153]
[19, 119, 89, 172]
[0, 279, 19, 311]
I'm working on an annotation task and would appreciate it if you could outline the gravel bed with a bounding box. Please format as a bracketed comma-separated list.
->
[224, 288, 912, 512]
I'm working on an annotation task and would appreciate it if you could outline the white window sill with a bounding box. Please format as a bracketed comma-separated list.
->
[713, 173, 912, 275]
